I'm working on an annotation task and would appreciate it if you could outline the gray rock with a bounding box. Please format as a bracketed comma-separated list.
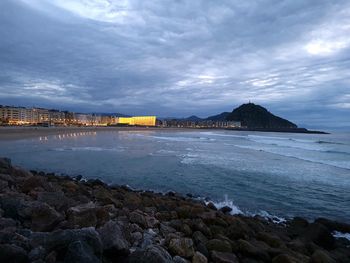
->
[97, 220, 130, 256]
[64, 240, 101, 263]
[130, 210, 147, 228]
[206, 239, 232, 253]
[173, 255, 190, 263]
[128, 245, 173, 263]
[67, 202, 98, 228]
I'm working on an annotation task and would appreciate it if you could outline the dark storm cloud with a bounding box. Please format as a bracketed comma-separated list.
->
[0, 0, 349, 127]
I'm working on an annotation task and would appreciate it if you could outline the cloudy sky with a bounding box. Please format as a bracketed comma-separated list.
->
[0, 0, 350, 128]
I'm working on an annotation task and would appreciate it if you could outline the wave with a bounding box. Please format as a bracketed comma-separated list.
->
[206, 195, 286, 224]
[333, 231, 350, 241]
[52, 147, 125, 152]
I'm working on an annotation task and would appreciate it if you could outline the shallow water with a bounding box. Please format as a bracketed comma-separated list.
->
[0, 129, 349, 221]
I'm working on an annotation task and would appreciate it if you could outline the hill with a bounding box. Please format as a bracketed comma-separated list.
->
[226, 103, 297, 129]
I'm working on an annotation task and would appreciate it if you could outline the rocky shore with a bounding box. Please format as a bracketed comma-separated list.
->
[0, 158, 349, 263]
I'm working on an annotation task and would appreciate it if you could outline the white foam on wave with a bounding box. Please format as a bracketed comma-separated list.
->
[333, 231, 350, 241]
[206, 194, 287, 224]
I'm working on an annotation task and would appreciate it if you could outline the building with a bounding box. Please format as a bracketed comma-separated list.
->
[118, 116, 156, 126]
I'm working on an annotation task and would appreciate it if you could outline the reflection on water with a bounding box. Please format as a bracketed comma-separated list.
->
[39, 131, 97, 142]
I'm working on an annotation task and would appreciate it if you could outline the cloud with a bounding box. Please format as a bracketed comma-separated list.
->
[0, 0, 349, 127]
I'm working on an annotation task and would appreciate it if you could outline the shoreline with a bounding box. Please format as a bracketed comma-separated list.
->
[0, 126, 328, 141]
[0, 158, 349, 262]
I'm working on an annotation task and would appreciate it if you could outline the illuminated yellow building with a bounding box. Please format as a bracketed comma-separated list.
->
[118, 116, 156, 126]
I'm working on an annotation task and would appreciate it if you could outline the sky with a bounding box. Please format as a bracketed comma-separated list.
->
[0, 0, 350, 128]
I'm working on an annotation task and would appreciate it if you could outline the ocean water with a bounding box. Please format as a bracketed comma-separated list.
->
[0, 129, 349, 222]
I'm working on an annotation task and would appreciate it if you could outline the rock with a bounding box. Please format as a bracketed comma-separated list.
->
[0, 217, 17, 229]
[173, 255, 189, 263]
[0, 244, 28, 263]
[11, 167, 33, 179]
[206, 202, 217, 210]
[128, 245, 173, 263]
[169, 237, 195, 258]
[20, 176, 52, 193]
[237, 239, 270, 262]
[22, 201, 63, 231]
[311, 250, 336, 263]
[315, 218, 350, 234]
[160, 223, 177, 236]
[0, 196, 25, 220]
[206, 239, 232, 253]
[130, 210, 147, 228]
[97, 220, 130, 256]
[211, 251, 239, 263]
[67, 202, 98, 228]
[30, 227, 102, 258]
[303, 223, 335, 249]
[192, 231, 208, 245]
[192, 251, 208, 263]
[219, 206, 232, 214]
[28, 246, 46, 261]
[37, 191, 70, 211]
[192, 219, 211, 238]
[257, 232, 284, 248]
[226, 218, 253, 240]
[64, 240, 101, 263]
[0, 179, 8, 191]
[272, 254, 298, 263]
[196, 242, 209, 258]
[0, 157, 11, 170]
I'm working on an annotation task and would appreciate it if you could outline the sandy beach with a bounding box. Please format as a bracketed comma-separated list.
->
[0, 126, 193, 141]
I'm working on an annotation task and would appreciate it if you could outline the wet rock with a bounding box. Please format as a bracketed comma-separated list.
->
[0, 244, 28, 263]
[192, 251, 208, 263]
[97, 220, 130, 257]
[315, 218, 350, 234]
[128, 245, 173, 263]
[169, 237, 195, 258]
[211, 251, 239, 263]
[28, 246, 46, 261]
[206, 202, 217, 211]
[219, 206, 232, 214]
[64, 240, 101, 263]
[206, 239, 232, 253]
[311, 250, 336, 263]
[303, 223, 335, 249]
[238, 239, 270, 262]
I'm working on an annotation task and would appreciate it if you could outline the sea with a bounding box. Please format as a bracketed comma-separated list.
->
[0, 129, 349, 222]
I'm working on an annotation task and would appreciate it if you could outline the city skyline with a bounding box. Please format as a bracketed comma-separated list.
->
[1, 0, 350, 129]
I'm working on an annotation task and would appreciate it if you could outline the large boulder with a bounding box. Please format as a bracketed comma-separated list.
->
[128, 245, 173, 263]
[168, 237, 195, 258]
[315, 218, 350, 234]
[97, 220, 130, 257]
[20, 176, 52, 193]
